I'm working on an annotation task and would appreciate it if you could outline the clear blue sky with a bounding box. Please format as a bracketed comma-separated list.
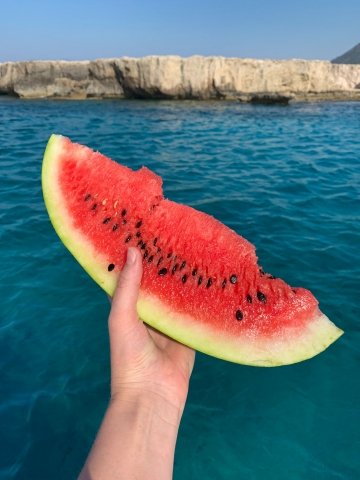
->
[0, 0, 359, 62]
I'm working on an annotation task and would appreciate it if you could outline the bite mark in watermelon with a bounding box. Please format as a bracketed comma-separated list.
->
[42, 134, 343, 366]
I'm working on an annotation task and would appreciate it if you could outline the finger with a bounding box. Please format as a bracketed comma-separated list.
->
[166, 340, 196, 378]
[110, 247, 142, 317]
[148, 326, 195, 377]
[111, 247, 142, 315]
[147, 325, 172, 350]
[108, 247, 147, 348]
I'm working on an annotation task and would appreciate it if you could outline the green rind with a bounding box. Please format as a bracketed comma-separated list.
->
[42, 134, 344, 366]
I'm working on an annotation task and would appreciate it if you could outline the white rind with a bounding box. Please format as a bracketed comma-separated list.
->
[42, 134, 344, 366]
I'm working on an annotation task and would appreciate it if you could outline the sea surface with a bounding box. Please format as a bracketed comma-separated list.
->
[0, 98, 359, 479]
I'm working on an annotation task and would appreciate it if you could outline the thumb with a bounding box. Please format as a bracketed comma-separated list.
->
[108, 247, 147, 354]
[110, 247, 142, 316]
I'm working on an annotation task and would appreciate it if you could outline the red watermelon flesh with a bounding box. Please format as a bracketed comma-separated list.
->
[42, 134, 343, 366]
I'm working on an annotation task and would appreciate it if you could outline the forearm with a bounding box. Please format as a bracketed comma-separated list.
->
[78, 391, 183, 480]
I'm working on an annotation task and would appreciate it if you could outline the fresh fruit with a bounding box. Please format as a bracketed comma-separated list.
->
[42, 134, 343, 366]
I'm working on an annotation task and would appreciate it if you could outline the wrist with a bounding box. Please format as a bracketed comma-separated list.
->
[79, 383, 182, 479]
[109, 387, 184, 428]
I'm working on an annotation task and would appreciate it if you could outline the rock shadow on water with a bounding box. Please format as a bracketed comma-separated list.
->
[238, 93, 293, 105]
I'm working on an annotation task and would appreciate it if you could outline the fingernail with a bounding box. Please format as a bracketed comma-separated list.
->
[126, 247, 136, 265]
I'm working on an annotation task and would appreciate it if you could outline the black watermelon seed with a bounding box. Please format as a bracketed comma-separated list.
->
[158, 268, 168, 276]
[167, 252, 172, 259]
[153, 238, 158, 246]
[257, 291, 267, 304]
[125, 235, 132, 243]
[172, 264, 179, 274]
[182, 274, 188, 283]
[135, 220, 142, 228]
[157, 247, 161, 253]
[136, 231, 141, 238]
[268, 275, 276, 280]
[103, 217, 111, 224]
[121, 209, 127, 217]
[148, 255, 154, 263]
[235, 310, 243, 321]
[206, 278, 213, 288]
[84, 194, 91, 201]
[192, 268, 197, 276]
[108, 263, 115, 272]
[198, 276, 203, 286]
[122, 219, 127, 225]
[91, 203, 97, 210]
[259, 268, 265, 276]
[137, 240, 143, 247]
[180, 261, 186, 270]
[112, 224, 119, 231]
[246, 294, 252, 304]
[292, 288, 297, 294]
[141, 243, 146, 250]
[222, 279, 227, 289]
[143, 250, 148, 259]
[157, 256, 163, 266]
[230, 274, 237, 284]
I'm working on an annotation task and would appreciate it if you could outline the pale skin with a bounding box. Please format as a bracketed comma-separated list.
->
[78, 247, 195, 480]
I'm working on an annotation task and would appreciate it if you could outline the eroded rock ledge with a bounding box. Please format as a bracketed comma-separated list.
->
[1, 56, 360, 101]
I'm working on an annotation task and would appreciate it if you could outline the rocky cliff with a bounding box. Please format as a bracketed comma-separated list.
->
[1, 56, 360, 101]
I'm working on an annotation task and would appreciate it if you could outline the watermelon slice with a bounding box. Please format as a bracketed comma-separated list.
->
[42, 134, 343, 366]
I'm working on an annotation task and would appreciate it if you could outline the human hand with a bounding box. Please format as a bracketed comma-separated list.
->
[79, 247, 194, 480]
[108, 247, 195, 415]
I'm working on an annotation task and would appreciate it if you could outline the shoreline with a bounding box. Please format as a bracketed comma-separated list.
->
[1, 56, 360, 103]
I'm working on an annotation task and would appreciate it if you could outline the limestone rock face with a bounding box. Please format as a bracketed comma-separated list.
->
[0, 60, 123, 98]
[1, 56, 360, 101]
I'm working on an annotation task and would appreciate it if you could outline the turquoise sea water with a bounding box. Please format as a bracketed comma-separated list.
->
[1, 98, 359, 479]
